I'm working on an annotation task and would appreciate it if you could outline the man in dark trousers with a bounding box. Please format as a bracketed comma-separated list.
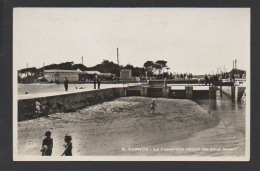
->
[94, 74, 97, 89]
[97, 76, 101, 89]
[64, 77, 69, 91]
[204, 74, 208, 85]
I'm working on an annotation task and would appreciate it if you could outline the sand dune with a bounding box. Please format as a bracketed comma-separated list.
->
[17, 97, 218, 156]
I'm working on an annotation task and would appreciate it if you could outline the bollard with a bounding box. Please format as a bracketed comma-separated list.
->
[220, 86, 223, 97]
[231, 86, 236, 101]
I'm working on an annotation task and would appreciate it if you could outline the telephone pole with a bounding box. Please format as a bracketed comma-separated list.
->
[117, 48, 120, 83]
[26, 63, 28, 77]
[43, 63, 45, 78]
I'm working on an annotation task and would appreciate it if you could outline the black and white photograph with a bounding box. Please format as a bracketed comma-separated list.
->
[13, 8, 250, 161]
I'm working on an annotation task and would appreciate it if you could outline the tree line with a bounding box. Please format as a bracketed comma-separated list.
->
[18, 60, 169, 78]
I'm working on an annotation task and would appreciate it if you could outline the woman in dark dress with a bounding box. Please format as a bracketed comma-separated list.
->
[64, 77, 69, 91]
[41, 131, 53, 156]
[61, 135, 72, 156]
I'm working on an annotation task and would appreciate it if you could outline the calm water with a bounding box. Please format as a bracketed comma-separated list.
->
[150, 91, 246, 157]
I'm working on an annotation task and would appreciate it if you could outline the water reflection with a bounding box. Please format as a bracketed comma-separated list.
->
[171, 92, 246, 156]
[194, 91, 245, 114]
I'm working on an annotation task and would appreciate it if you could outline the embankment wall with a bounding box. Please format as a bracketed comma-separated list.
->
[18, 88, 127, 121]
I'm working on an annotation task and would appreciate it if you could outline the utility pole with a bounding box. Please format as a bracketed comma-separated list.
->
[26, 63, 28, 77]
[117, 48, 120, 83]
[43, 63, 45, 78]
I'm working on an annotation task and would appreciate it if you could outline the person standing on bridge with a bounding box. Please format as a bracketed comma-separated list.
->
[204, 74, 209, 85]
[97, 76, 101, 89]
[64, 77, 69, 91]
[94, 74, 97, 89]
[164, 77, 167, 87]
[42, 101, 50, 117]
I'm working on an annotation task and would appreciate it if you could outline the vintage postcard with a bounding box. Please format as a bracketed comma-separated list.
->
[13, 8, 250, 161]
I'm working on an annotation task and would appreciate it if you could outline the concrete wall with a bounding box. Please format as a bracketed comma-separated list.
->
[185, 86, 193, 99]
[140, 86, 171, 98]
[221, 86, 246, 101]
[18, 87, 127, 121]
[236, 86, 246, 102]
[169, 90, 186, 99]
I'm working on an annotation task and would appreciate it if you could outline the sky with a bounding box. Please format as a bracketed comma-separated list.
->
[13, 8, 250, 75]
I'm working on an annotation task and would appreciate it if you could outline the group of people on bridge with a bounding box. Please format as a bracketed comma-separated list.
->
[60, 75, 102, 92]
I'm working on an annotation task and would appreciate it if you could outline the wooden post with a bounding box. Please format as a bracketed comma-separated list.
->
[231, 86, 236, 101]
[117, 48, 120, 83]
[220, 86, 222, 97]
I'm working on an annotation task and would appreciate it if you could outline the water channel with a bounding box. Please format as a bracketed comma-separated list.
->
[150, 90, 247, 157]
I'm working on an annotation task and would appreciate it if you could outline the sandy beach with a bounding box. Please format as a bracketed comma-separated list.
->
[17, 96, 218, 156]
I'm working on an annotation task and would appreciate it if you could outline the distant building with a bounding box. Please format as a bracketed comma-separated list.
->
[18, 67, 37, 78]
[18, 71, 35, 78]
[78, 71, 100, 81]
[44, 70, 79, 82]
[120, 69, 132, 80]
[85, 71, 101, 75]
[100, 73, 112, 76]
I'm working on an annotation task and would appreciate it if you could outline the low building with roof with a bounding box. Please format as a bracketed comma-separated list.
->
[44, 70, 80, 82]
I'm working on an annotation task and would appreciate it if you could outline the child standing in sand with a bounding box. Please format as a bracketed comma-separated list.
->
[40, 131, 53, 156]
[61, 134, 73, 156]
[42, 101, 50, 118]
[148, 99, 156, 114]
[35, 100, 41, 115]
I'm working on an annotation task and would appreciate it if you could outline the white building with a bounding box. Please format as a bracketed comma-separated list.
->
[18, 71, 35, 78]
[85, 71, 101, 75]
[44, 70, 79, 82]
[120, 69, 132, 80]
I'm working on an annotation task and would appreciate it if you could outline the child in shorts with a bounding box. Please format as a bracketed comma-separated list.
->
[148, 99, 156, 114]
[35, 100, 41, 116]
[42, 101, 50, 117]
[61, 134, 73, 156]
[40, 131, 53, 156]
